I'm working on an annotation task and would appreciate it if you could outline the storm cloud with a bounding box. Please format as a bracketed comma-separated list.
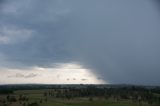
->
[0, 0, 160, 85]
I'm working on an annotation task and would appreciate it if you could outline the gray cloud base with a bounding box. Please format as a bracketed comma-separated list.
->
[0, 0, 160, 85]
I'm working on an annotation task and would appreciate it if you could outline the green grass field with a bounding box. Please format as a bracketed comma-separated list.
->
[0, 89, 155, 106]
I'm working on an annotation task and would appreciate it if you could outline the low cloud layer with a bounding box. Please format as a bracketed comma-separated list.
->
[0, 63, 104, 84]
[0, 0, 160, 85]
[8, 73, 38, 78]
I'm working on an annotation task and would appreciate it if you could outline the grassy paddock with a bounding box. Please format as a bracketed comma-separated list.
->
[0, 89, 156, 106]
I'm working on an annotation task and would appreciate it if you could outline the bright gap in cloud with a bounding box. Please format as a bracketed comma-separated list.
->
[0, 63, 106, 84]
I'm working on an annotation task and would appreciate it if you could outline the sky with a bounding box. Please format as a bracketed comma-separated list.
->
[0, 0, 160, 85]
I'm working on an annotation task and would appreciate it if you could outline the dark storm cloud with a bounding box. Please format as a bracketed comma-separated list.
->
[0, 0, 71, 67]
[0, 0, 160, 85]
[0, 0, 5, 10]
[0, 0, 5, 4]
